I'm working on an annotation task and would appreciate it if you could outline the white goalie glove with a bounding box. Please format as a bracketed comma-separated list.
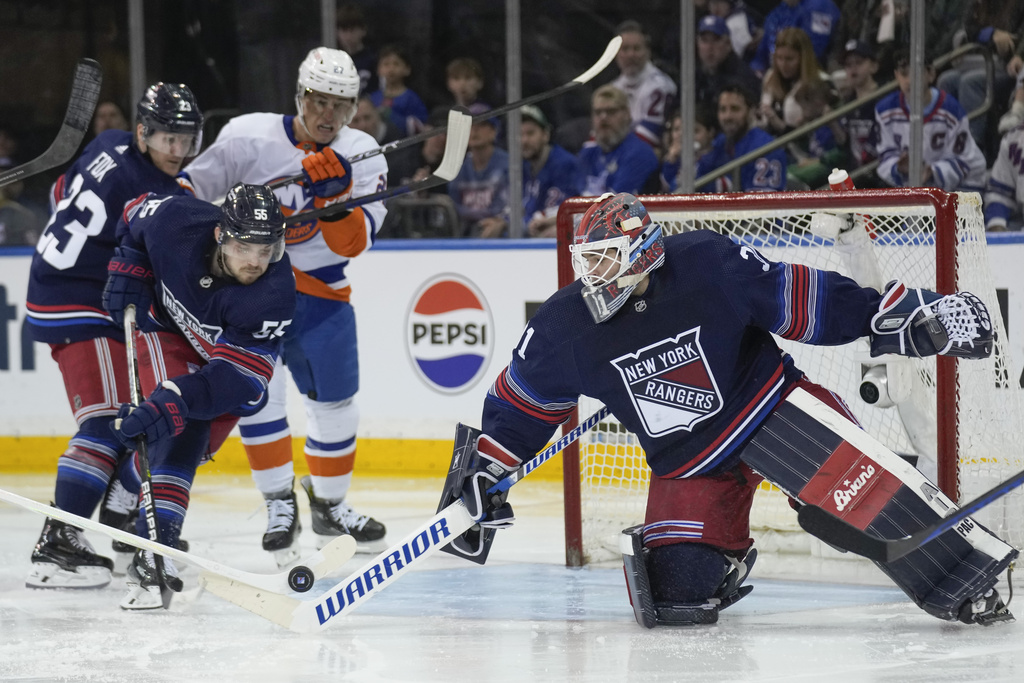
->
[870, 280, 994, 359]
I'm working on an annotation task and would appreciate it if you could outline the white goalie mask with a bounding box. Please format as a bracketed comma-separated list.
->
[295, 47, 360, 129]
[569, 193, 665, 323]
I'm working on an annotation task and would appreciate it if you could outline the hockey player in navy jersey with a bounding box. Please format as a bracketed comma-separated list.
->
[23, 82, 203, 590]
[103, 184, 296, 608]
[451, 192, 1014, 627]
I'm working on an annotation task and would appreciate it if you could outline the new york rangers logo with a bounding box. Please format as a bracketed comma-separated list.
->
[611, 328, 723, 436]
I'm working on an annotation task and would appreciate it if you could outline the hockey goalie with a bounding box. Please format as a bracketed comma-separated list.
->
[440, 191, 1016, 628]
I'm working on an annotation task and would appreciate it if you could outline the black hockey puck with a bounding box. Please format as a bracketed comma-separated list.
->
[288, 565, 314, 593]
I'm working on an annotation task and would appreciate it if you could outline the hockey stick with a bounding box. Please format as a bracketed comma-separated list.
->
[0, 58, 102, 188]
[282, 108, 472, 225]
[0, 486, 356, 594]
[201, 406, 611, 632]
[798, 466, 1024, 563]
[266, 35, 623, 192]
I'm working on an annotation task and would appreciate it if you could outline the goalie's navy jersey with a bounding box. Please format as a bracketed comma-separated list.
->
[26, 130, 186, 344]
[120, 194, 296, 410]
[483, 230, 884, 479]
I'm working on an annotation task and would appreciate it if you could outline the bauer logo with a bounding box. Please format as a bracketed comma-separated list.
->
[406, 275, 494, 394]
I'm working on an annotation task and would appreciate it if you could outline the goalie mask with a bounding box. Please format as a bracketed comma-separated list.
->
[569, 192, 665, 323]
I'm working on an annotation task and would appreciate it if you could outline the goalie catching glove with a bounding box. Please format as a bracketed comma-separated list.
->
[869, 280, 993, 359]
[301, 147, 353, 210]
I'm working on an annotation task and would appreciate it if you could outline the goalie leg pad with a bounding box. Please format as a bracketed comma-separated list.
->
[740, 387, 1018, 624]
[436, 423, 496, 565]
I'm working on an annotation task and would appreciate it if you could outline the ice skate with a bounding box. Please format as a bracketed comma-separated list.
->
[300, 475, 386, 553]
[27, 516, 114, 589]
[262, 486, 302, 568]
[99, 478, 139, 575]
[958, 588, 1015, 626]
[120, 550, 182, 610]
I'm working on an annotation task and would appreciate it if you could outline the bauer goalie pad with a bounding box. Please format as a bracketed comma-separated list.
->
[436, 423, 498, 565]
[739, 388, 1017, 623]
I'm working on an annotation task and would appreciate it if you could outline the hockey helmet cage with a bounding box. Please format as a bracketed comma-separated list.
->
[136, 82, 204, 156]
[296, 47, 360, 126]
[219, 183, 287, 263]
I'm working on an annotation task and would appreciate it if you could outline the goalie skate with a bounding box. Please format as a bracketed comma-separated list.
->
[120, 550, 183, 610]
[262, 489, 302, 568]
[300, 476, 386, 553]
[27, 517, 114, 589]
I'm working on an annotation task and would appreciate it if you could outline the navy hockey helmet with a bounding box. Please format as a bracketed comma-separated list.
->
[219, 184, 287, 263]
[136, 82, 204, 156]
[570, 193, 665, 323]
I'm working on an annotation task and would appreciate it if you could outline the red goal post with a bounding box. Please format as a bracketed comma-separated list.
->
[554, 188, 1024, 569]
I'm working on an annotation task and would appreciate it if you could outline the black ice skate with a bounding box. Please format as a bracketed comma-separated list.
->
[262, 487, 302, 568]
[121, 550, 183, 610]
[958, 588, 1015, 626]
[27, 516, 114, 589]
[300, 475, 386, 553]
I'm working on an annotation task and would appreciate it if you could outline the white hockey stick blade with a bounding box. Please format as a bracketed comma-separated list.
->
[0, 487, 356, 594]
[0, 59, 102, 188]
[432, 108, 473, 181]
[572, 35, 623, 84]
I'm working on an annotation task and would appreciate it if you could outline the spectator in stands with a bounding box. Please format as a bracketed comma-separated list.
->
[369, 44, 429, 136]
[984, 114, 1024, 230]
[785, 79, 848, 187]
[520, 105, 580, 238]
[751, 0, 841, 75]
[337, 2, 377, 93]
[92, 101, 129, 136]
[405, 107, 451, 192]
[448, 113, 510, 238]
[0, 159, 44, 246]
[577, 84, 660, 196]
[839, 40, 882, 178]
[938, 3, 1024, 150]
[696, 15, 763, 107]
[708, 0, 763, 61]
[758, 27, 829, 136]
[998, 71, 1024, 134]
[660, 103, 719, 193]
[350, 95, 413, 188]
[697, 84, 788, 192]
[446, 57, 489, 111]
[611, 20, 678, 152]
[876, 49, 986, 191]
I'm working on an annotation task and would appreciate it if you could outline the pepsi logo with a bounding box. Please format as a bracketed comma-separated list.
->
[406, 275, 494, 394]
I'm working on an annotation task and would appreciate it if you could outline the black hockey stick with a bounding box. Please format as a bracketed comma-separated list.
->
[798, 466, 1024, 563]
[283, 108, 472, 225]
[0, 58, 102, 188]
[267, 35, 623, 192]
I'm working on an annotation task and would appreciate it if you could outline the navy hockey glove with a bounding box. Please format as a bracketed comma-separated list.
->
[301, 148, 353, 209]
[111, 381, 188, 447]
[103, 246, 154, 328]
[461, 434, 521, 529]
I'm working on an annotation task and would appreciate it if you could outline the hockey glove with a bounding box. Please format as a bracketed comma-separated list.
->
[461, 434, 521, 529]
[111, 381, 188, 447]
[103, 246, 154, 328]
[301, 148, 354, 209]
[870, 280, 994, 359]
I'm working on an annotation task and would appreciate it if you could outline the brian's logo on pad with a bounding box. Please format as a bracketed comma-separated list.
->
[611, 328, 723, 437]
[406, 275, 493, 394]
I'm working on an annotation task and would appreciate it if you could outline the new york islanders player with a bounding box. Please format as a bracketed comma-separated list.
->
[103, 184, 296, 608]
[24, 82, 203, 589]
[452, 192, 1014, 627]
[181, 47, 388, 566]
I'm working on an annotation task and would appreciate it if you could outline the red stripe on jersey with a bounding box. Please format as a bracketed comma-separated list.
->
[211, 344, 275, 380]
[491, 368, 575, 425]
[785, 265, 810, 341]
[122, 193, 150, 225]
[27, 302, 109, 314]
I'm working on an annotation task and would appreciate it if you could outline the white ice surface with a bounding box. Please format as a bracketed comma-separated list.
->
[1, 475, 1021, 683]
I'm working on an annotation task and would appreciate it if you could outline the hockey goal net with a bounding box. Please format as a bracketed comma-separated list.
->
[555, 188, 1024, 574]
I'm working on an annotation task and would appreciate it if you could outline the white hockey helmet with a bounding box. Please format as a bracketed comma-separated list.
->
[295, 47, 360, 127]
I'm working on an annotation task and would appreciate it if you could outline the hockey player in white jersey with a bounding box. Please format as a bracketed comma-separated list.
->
[875, 50, 986, 192]
[181, 47, 388, 565]
[984, 121, 1024, 230]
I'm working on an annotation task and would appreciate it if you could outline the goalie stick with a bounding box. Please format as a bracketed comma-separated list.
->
[798, 466, 1024, 563]
[200, 406, 611, 632]
[0, 58, 102, 188]
[0, 486, 357, 595]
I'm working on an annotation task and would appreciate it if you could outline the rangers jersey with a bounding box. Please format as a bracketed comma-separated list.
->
[875, 88, 986, 192]
[612, 62, 678, 147]
[180, 114, 388, 303]
[696, 127, 788, 193]
[578, 133, 660, 197]
[482, 230, 882, 479]
[984, 124, 1024, 229]
[26, 130, 185, 344]
[119, 193, 296, 418]
[522, 144, 580, 222]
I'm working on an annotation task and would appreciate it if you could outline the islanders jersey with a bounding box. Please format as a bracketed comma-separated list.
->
[612, 62, 678, 147]
[578, 133, 660, 197]
[180, 113, 388, 303]
[26, 130, 185, 344]
[984, 124, 1024, 229]
[696, 128, 787, 193]
[120, 193, 296, 418]
[875, 88, 986, 192]
[482, 230, 882, 479]
[522, 144, 580, 222]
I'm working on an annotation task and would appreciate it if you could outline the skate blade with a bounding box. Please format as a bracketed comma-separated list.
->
[315, 533, 387, 554]
[271, 545, 302, 569]
[120, 584, 170, 610]
[26, 562, 111, 589]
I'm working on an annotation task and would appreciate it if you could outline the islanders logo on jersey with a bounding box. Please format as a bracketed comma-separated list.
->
[273, 181, 320, 245]
[406, 275, 494, 394]
[611, 327, 723, 437]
